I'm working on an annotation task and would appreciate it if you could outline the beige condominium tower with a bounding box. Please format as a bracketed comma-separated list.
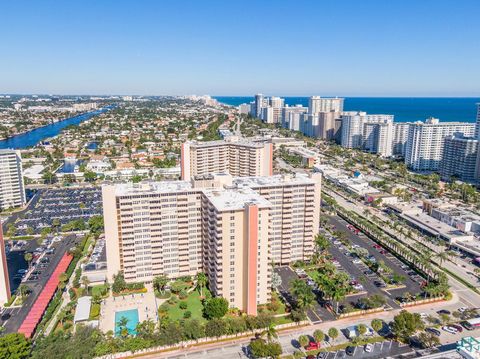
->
[180, 136, 273, 180]
[103, 172, 321, 315]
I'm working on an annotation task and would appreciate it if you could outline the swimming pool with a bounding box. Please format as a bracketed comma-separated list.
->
[115, 309, 139, 336]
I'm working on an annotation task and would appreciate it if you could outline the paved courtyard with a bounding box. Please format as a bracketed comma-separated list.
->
[99, 285, 159, 333]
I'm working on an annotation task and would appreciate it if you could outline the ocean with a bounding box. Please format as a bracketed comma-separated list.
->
[213, 97, 480, 123]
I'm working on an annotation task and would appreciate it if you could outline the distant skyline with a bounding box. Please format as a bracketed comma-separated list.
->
[1, 0, 479, 96]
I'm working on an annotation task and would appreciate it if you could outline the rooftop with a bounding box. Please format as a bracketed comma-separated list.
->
[114, 180, 194, 196]
[233, 173, 317, 188]
[203, 187, 271, 211]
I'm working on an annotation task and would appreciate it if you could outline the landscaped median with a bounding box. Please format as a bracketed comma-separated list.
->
[94, 320, 309, 359]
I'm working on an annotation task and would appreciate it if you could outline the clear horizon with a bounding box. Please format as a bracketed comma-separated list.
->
[1, 0, 480, 96]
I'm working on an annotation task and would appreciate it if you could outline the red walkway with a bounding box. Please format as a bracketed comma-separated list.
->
[18, 253, 73, 338]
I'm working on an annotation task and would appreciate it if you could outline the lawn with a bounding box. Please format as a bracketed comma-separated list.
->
[161, 289, 208, 322]
[91, 284, 109, 298]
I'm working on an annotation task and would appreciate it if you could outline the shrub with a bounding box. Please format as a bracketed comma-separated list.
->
[179, 301, 188, 310]
[179, 290, 188, 299]
[183, 310, 192, 319]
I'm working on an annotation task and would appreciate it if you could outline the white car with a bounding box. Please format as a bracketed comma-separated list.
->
[364, 343, 373, 353]
[352, 259, 362, 264]
[458, 307, 468, 313]
[420, 313, 428, 319]
[442, 326, 457, 334]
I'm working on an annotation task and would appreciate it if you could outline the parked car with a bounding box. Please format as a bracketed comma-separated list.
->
[460, 321, 474, 330]
[345, 346, 356, 356]
[458, 307, 468, 313]
[306, 342, 320, 351]
[364, 343, 373, 353]
[450, 324, 463, 332]
[426, 327, 441, 336]
[442, 326, 457, 334]
[437, 309, 451, 315]
[316, 353, 327, 359]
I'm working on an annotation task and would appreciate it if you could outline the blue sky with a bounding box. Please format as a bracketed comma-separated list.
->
[1, 0, 479, 96]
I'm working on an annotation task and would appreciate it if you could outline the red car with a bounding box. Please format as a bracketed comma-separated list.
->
[305, 342, 320, 351]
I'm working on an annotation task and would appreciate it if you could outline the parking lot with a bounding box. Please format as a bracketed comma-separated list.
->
[275, 214, 427, 323]
[7, 187, 102, 235]
[318, 341, 413, 359]
[326, 215, 425, 306]
[0, 234, 80, 333]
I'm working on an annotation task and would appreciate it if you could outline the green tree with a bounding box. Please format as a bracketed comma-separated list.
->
[261, 322, 278, 343]
[205, 318, 227, 337]
[83, 170, 97, 182]
[183, 319, 205, 340]
[196, 272, 208, 298]
[24, 253, 33, 269]
[249, 339, 282, 359]
[313, 329, 325, 343]
[371, 319, 383, 333]
[17, 284, 30, 299]
[357, 323, 367, 337]
[88, 215, 104, 233]
[418, 331, 441, 348]
[290, 279, 315, 309]
[153, 274, 168, 295]
[204, 297, 229, 319]
[0, 333, 31, 359]
[328, 327, 339, 343]
[298, 334, 309, 348]
[81, 276, 90, 292]
[391, 310, 424, 341]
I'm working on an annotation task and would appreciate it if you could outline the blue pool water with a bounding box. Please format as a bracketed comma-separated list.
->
[115, 309, 139, 336]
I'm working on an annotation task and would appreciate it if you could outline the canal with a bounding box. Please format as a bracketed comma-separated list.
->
[0, 105, 113, 150]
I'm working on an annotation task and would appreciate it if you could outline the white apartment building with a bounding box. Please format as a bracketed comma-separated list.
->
[308, 96, 344, 114]
[439, 136, 478, 182]
[393, 123, 411, 157]
[0, 150, 26, 210]
[363, 116, 394, 157]
[180, 137, 273, 180]
[238, 103, 251, 115]
[103, 172, 321, 315]
[281, 105, 307, 131]
[340, 111, 367, 148]
[0, 223, 11, 306]
[404, 118, 475, 171]
[475, 103, 480, 139]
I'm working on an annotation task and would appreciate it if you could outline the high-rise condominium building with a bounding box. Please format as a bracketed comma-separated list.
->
[363, 116, 394, 157]
[404, 118, 475, 171]
[281, 105, 307, 131]
[0, 150, 26, 210]
[439, 136, 478, 182]
[308, 96, 344, 114]
[254, 94, 267, 118]
[103, 172, 321, 315]
[0, 223, 11, 306]
[340, 113, 395, 156]
[340, 111, 367, 149]
[238, 103, 251, 115]
[475, 103, 480, 140]
[393, 123, 411, 157]
[180, 137, 273, 180]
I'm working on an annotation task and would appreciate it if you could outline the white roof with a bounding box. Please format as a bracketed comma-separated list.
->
[203, 187, 271, 211]
[74, 296, 92, 323]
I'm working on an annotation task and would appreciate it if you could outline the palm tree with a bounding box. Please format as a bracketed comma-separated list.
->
[434, 251, 449, 266]
[196, 272, 208, 298]
[24, 253, 33, 270]
[290, 279, 315, 309]
[81, 276, 90, 293]
[118, 316, 129, 335]
[261, 322, 278, 342]
[153, 274, 168, 295]
[17, 284, 30, 299]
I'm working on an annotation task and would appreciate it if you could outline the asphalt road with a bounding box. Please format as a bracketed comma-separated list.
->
[0, 234, 79, 333]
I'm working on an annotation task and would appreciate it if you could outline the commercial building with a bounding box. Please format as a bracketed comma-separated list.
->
[404, 118, 475, 171]
[102, 172, 321, 315]
[180, 137, 273, 180]
[440, 136, 478, 182]
[0, 149, 26, 210]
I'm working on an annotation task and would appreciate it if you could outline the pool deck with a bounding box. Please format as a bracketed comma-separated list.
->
[99, 284, 158, 333]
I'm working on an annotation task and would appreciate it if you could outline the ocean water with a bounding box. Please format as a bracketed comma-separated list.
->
[214, 97, 480, 123]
